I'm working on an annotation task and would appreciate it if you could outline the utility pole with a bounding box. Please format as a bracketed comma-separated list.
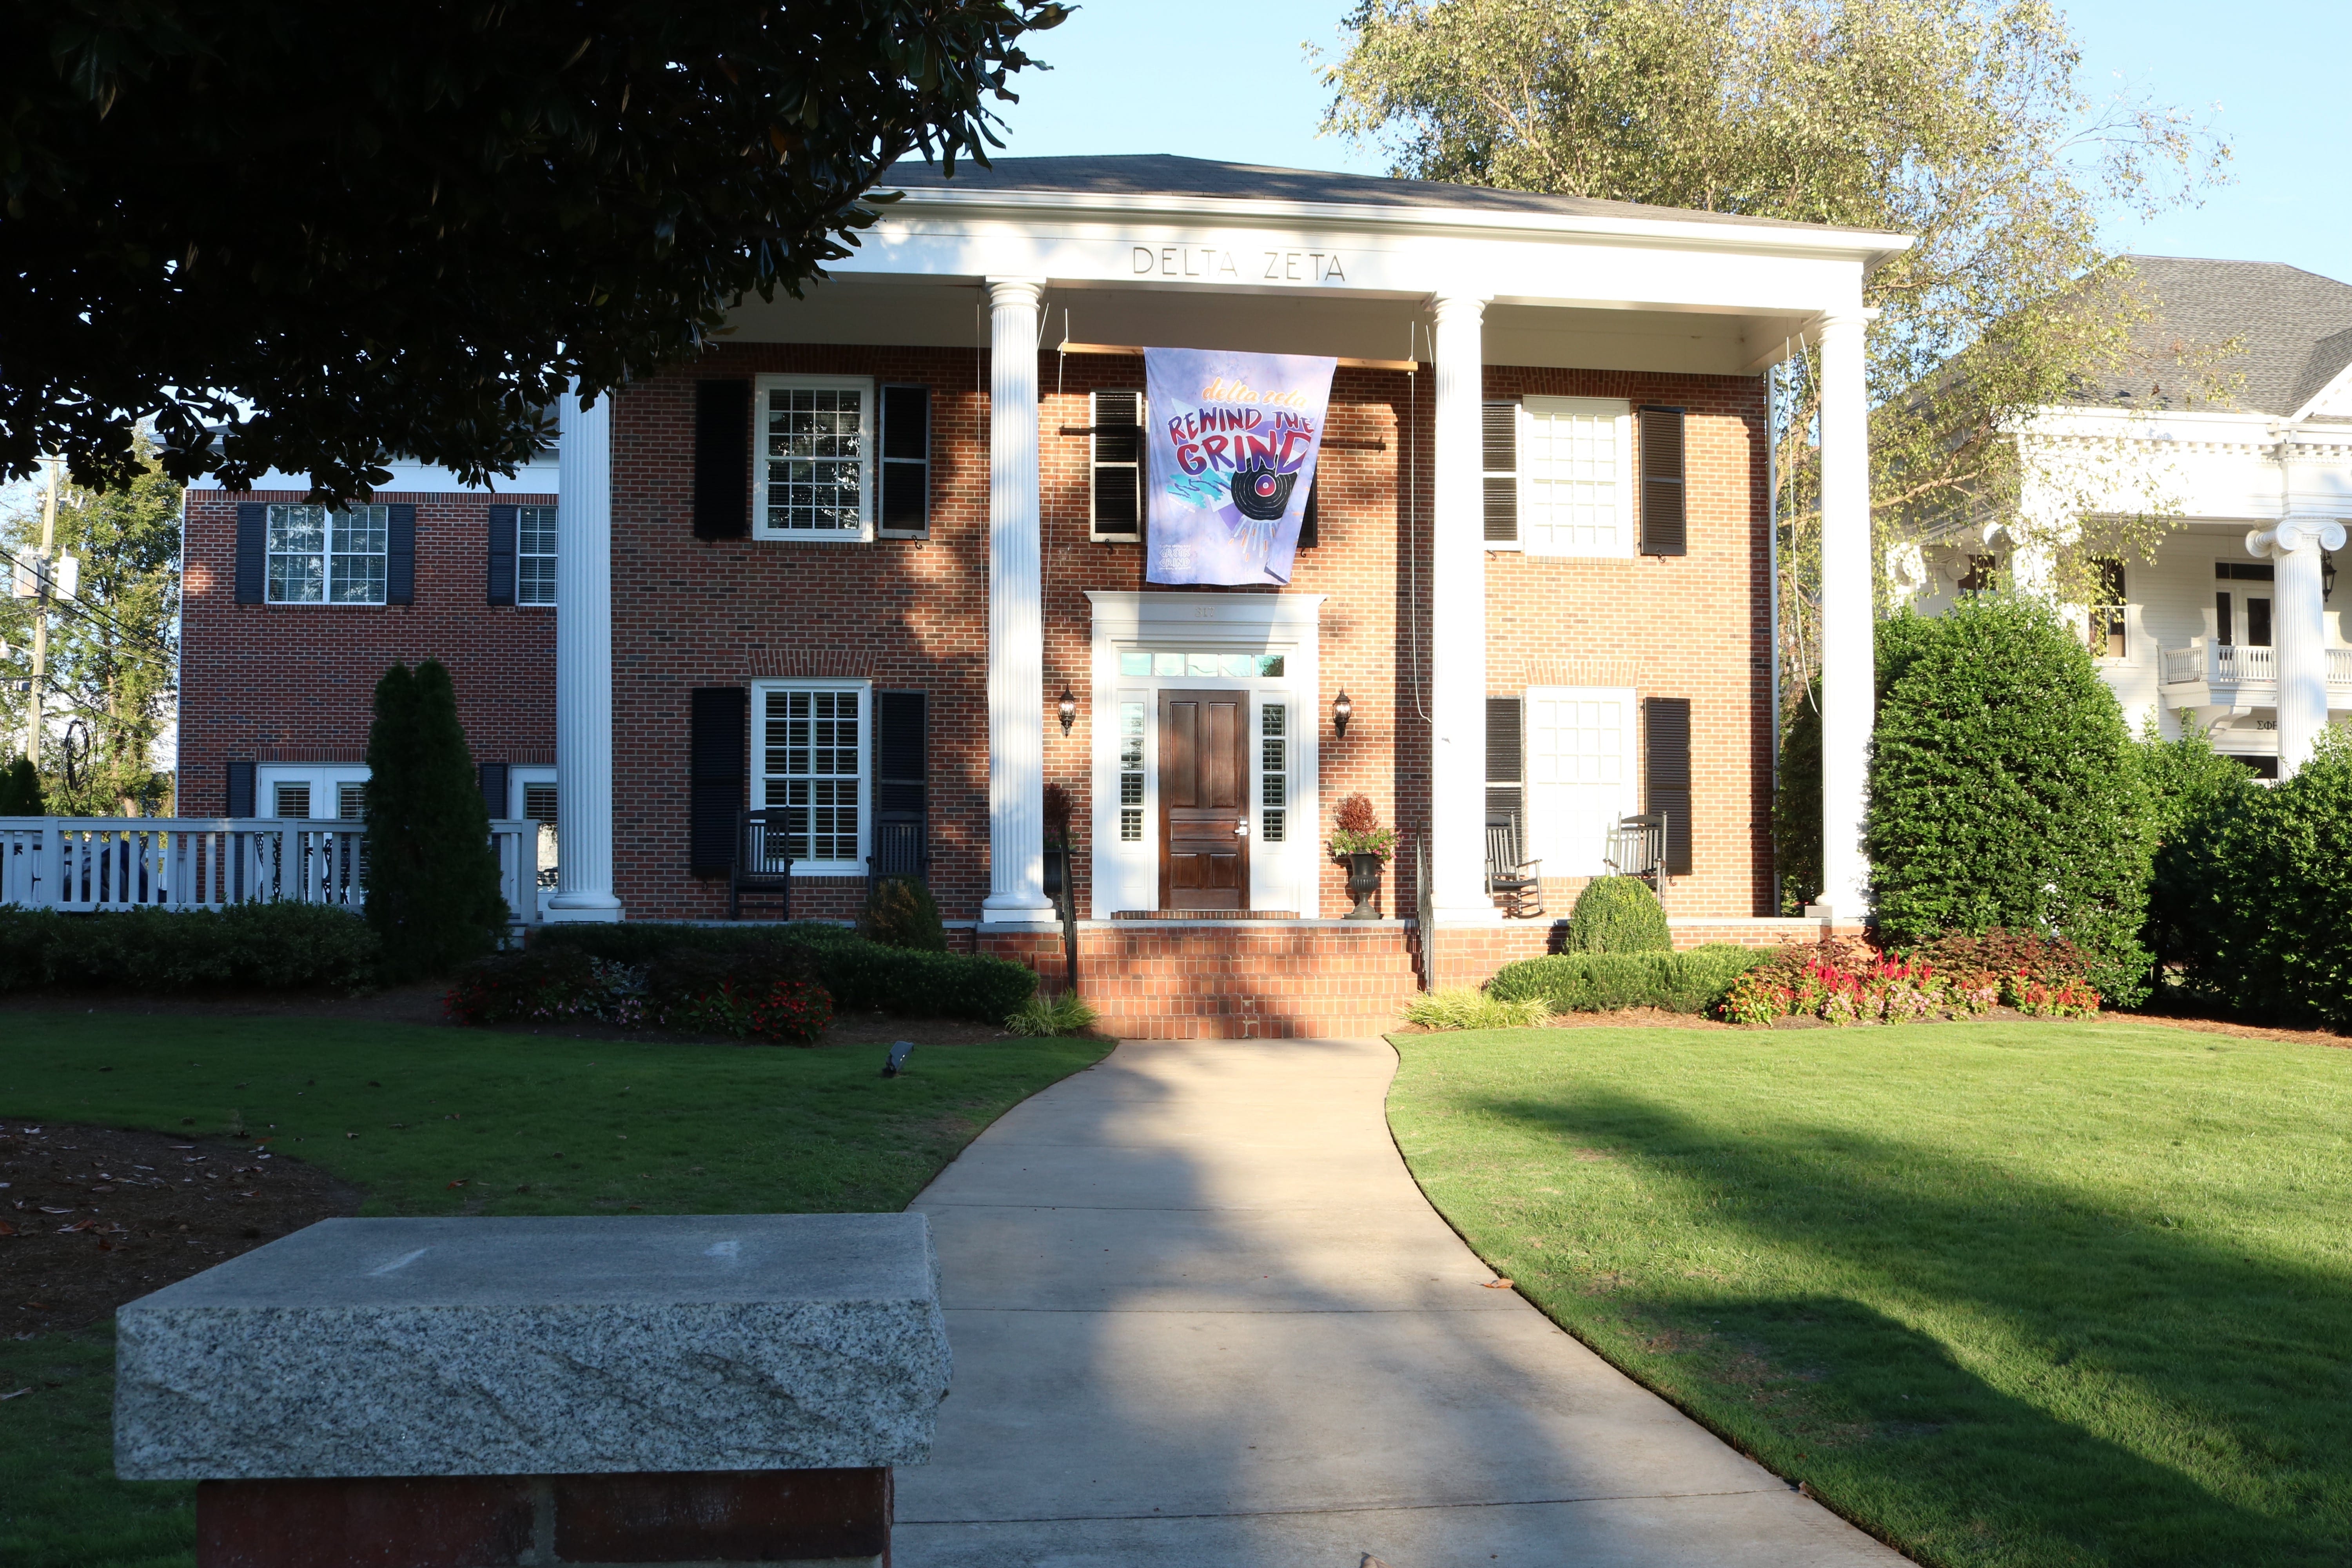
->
[22, 457, 58, 764]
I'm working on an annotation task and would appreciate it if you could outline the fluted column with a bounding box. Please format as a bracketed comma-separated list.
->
[1428, 293, 1492, 920]
[982, 277, 1056, 924]
[2249, 515, 2345, 777]
[547, 381, 622, 922]
[1813, 309, 1873, 920]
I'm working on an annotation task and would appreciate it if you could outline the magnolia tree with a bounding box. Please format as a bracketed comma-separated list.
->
[1, 2, 1065, 499]
[1321, 0, 2230, 699]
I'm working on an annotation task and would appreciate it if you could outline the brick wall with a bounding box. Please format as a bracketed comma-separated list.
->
[178, 490, 557, 815]
[608, 347, 1776, 927]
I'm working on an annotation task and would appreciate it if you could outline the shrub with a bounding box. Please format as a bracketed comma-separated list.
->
[1488, 945, 1767, 1015]
[0, 902, 381, 993]
[1401, 988, 1553, 1030]
[1865, 601, 2153, 1007]
[2161, 728, 2352, 1026]
[1330, 792, 1396, 859]
[365, 661, 508, 982]
[532, 922, 1035, 1023]
[2135, 719, 2259, 1000]
[443, 945, 606, 1025]
[1563, 875, 1670, 953]
[0, 756, 44, 815]
[1774, 617, 1942, 911]
[859, 876, 947, 952]
[1006, 991, 1098, 1037]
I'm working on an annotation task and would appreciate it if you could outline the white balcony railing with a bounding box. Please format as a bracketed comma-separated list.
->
[2158, 639, 2352, 689]
[0, 818, 543, 924]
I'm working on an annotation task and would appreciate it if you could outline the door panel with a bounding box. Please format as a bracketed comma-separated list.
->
[1159, 689, 1249, 910]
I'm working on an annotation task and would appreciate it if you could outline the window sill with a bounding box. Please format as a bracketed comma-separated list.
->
[753, 530, 875, 545]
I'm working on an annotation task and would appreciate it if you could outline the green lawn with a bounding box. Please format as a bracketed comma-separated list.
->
[1387, 1021, 2352, 1568]
[0, 1014, 1110, 1568]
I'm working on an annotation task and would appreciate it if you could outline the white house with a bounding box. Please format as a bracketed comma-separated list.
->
[1914, 256, 2352, 778]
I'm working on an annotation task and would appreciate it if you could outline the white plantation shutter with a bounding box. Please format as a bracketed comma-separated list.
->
[1525, 688, 1637, 876]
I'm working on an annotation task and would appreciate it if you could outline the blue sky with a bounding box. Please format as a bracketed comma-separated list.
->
[990, 0, 2350, 280]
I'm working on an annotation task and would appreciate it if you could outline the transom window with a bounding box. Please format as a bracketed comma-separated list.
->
[757, 684, 867, 871]
[1116, 650, 1286, 679]
[517, 505, 557, 605]
[268, 505, 387, 603]
[759, 376, 873, 538]
[1519, 398, 1630, 555]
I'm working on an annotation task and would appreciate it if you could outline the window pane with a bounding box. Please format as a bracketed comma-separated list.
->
[331, 552, 385, 603]
[1522, 411, 1620, 553]
[274, 783, 312, 817]
[1119, 651, 1152, 677]
[1153, 652, 1184, 677]
[760, 686, 862, 864]
[765, 385, 866, 532]
[1188, 653, 1221, 677]
[1256, 654, 1286, 677]
[519, 558, 557, 604]
[268, 505, 324, 553]
[269, 553, 324, 603]
[336, 782, 366, 819]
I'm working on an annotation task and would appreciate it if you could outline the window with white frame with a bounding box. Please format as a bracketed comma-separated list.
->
[1517, 397, 1632, 557]
[259, 765, 369, 819]
[758, 376, 873, 539]
[1258, 702, 1289, 844]
[756, 682, 868, 873]
[267, 505, 388, 603]
[1525, 688, 1636, 875]
[1118, 701, 1146, 843]
[517, 505, 557, 605]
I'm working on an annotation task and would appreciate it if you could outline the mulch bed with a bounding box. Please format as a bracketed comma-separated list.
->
[0, 1123, 360, 1336]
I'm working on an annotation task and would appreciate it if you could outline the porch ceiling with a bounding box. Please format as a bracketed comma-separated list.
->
[720, 279, 1815, 378]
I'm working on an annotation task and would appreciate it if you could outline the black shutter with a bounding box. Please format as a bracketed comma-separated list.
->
[873, 691, 928, 880]
[235, 503, 266, 603]
[385, 504, 416, 604]
[688, 686, 749, 876]
[693, 379, 753, 540]
[486, 505, 517, 606]
[1639, 407, 1687, 557]
[879, 385, 931, 535]
[1091, 390, 1142, 538]
[1299, 479, 1319, 549]
[1644, 696, 1693, 876]
[225, 759, 256, 818]
[1485, 696, 1523, 822]
[477, 762, 509, 822]
[1483, 401, 1518, 543]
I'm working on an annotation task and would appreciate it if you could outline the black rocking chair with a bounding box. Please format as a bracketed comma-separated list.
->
[1485, 812, 1544, 918]
[866, 812, 929, 900]
[729, 808, 794, 921]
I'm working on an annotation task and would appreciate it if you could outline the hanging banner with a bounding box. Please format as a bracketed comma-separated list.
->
[1143, 347, 1337, 587]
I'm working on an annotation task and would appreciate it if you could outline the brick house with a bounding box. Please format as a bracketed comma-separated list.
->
[178, 156, 1903, 1032]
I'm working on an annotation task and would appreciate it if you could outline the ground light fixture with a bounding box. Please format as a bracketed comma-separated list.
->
[1058, 685, 1078, 734]
[1332, 690, 1353, 737]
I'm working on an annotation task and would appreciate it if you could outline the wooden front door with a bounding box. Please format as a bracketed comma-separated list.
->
[1158, 689, 1249, 910]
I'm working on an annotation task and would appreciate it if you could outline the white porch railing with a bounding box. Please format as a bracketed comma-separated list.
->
[2157, 639, 2352, 689]
[0, 818, 543, 925]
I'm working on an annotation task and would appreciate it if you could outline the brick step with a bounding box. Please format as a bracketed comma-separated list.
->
[981, 926, 1423, 1040]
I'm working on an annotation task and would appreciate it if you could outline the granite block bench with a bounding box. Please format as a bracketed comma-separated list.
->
[115, 1214, 950, 1567]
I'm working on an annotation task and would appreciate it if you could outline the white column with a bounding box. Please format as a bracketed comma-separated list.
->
[1428, 293, 1492, 920]
[2249, 515, 2345, 778]
[546, 381, 622, 922]
[982, 278, 1056, 924]
[1813, 310, 1873, 921]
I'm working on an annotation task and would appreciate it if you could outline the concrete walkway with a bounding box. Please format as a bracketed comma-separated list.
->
[896, 1038, 1909, 1568]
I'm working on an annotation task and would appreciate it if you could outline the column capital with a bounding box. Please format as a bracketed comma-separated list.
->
[985, 276, 1047, 310]
[1812, 307, 1871, 338]
[2249, 515, 2347, 558]
[1425, 292, 1489, 326]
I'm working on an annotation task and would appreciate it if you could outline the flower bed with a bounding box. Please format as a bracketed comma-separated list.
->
[1718, 931, 2101, 1025]
[445, 942, 835, 1045]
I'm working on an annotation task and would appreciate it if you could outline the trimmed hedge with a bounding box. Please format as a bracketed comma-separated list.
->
[531, 922, 1034, 1023]
[1563, 875, 1670, 953]
[1865, 602, 2153, 1007]
[1487, 944, 1769, 1015]
[0, 903, 381, 993]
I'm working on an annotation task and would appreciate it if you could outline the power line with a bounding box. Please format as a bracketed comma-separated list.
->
[0, 544, 179, 662]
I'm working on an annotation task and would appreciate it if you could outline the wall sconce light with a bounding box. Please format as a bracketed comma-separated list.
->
[1332, 690, 1353, 737]
[2325, 551, 2338, 605]
[1057, 685, 1078, 735]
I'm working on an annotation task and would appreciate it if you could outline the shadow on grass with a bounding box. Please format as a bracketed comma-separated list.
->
[1457, 1087, 2352, 1568]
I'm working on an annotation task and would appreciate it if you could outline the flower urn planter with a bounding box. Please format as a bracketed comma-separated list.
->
[1343, 852, 1385, 920]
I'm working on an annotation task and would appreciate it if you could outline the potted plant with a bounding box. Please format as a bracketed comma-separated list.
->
[1041, 781, 1074, 913]
[1329, 793, 1397, 920]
